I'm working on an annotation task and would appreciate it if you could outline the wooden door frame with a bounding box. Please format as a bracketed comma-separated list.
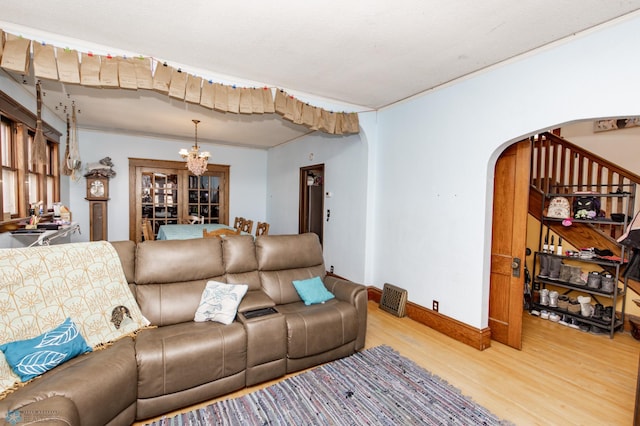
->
[298, 164, 324, 239]
[128, 158, 230, 242]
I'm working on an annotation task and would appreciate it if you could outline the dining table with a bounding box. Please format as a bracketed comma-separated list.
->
[156, 223, 241, 240]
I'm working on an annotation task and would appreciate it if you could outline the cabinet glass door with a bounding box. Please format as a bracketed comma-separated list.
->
[141, 169, 179, 237]
[187, 173, 224, 223]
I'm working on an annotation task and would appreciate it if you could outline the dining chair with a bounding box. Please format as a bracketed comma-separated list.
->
[181, 215, 205, 224]
[202, 228, 241, 238]
[255, 221, 269, 236]
[241, 219, 254, 234]
[142, 219, 155, 241]
[233, 216, 245, 230]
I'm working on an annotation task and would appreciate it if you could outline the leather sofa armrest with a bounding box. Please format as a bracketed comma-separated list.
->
[238, 290, 276, 313]
[324, 275, 366, 304]
[324, 275, 368, 350]
[1, 395, 80, 426]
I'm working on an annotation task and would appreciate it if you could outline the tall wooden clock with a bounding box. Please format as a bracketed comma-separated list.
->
[85, 174, 109, 241]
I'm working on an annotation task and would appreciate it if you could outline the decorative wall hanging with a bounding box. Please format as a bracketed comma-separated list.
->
[0, 29, 360, 135]
[594, 117, 640, 132]
[32, 81, 47, 169]
[67, 103, 82, 181]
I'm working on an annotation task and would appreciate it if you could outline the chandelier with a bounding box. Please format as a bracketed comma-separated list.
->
[179, 119, 210, 176]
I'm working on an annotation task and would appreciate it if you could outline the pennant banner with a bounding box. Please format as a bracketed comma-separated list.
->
[0, 30, 359, 135]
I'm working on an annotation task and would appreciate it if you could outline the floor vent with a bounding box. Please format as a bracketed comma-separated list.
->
[379, 283, 408, 317]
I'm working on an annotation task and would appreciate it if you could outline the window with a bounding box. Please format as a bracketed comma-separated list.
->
[0, 91, 61, 220]
[0, 117, 17, 216]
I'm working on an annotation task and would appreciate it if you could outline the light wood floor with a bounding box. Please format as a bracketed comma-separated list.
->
[138, 301, 639, 425]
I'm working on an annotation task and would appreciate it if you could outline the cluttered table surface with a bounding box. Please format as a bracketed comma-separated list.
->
[9, 223, 81, 247]
[157, 223, 241, 240]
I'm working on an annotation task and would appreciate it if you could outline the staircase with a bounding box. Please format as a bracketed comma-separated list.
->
[529, 131, 640, 295]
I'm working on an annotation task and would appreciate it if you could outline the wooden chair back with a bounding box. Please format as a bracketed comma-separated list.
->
[241, 219, 254, 234]
[181, 215, 204, 224]
[202, 227, 241, 239]
[233, 216, 245, 230]
[142, 219, 155, 241]
[255, 221, 270, 236]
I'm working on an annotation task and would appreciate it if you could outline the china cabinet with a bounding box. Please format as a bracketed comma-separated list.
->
[128, 159, 229, 242]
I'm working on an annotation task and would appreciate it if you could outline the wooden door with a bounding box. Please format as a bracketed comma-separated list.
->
[489, 139, 531, 349]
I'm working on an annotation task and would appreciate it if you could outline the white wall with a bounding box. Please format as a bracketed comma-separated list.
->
[4, 12, 640, 333]
[67, 129, 267, 242]
[267, 131, 368, 282]
[369, 13, 640, 329]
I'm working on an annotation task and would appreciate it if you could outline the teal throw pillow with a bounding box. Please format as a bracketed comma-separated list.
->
[0, 317, 92, 382]
[292, 276, 335, 306]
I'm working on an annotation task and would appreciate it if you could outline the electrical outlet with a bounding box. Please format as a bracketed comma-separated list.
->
[432, 300, 439, 312]
[330, 265, 334, 273]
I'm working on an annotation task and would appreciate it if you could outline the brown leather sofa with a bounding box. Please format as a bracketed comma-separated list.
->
[0, 233, 367, 425]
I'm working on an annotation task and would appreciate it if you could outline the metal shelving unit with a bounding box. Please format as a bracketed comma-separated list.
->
[532, 184, 635, 338]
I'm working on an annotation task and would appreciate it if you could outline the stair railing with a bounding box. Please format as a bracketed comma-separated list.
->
[530, 131, 640, 239]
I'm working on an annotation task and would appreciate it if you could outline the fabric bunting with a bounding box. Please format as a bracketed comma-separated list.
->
[0, 29, 359, 135]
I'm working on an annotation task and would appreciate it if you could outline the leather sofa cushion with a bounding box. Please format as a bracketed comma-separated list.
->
[135, 321, 246, 399]
[110, 240, 136, 284]
[0, 338, 137, 426]
[134, 238, 226, 326]
[135, 238, 225, 284]
[256, 233, 326, 305]
[276, 299, 358, 359]
[256, 233, 324, 271]
[260, 268, 326, 305]
[222, 236, 261, 291]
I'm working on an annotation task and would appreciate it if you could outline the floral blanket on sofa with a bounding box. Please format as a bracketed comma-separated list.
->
[0, 241, 149, 397]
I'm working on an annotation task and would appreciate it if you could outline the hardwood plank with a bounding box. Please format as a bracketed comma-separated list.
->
[136, 301, 638, 425]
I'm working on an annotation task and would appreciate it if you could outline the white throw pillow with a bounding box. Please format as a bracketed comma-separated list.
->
[194, 281, 248, 325]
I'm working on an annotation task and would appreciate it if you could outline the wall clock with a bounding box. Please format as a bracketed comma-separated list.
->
[86, 175, 109, 200]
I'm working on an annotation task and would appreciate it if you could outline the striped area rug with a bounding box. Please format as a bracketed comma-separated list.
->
[146, 345, 512, 425]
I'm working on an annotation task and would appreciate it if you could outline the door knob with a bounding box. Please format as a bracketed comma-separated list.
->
[511, 257, 521, 278]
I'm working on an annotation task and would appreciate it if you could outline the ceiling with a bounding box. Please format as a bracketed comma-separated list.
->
[1, 1, 640, 149]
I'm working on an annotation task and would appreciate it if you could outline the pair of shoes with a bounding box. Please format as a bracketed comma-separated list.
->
[592, 303, 604, 319]
[540, 289, 550, 306]
[567, 298, 581, 314]
[557, 295, 570, 310]
[587, 271, 601, 290]
[577, 295, 593, 317]
[600, 273, 615, 293]
[538, 254, 562, 279]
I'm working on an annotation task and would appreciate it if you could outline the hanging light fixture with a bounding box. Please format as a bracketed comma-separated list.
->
[179, 119, 210, 176]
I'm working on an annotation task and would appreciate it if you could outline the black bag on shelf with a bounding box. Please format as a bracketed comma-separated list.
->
[573, 196, 601, 219]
